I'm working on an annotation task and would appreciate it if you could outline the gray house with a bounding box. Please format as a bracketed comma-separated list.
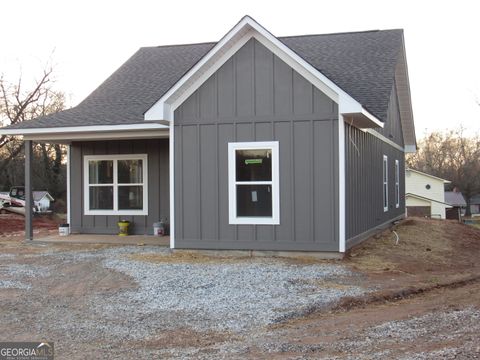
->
[0, 16, 416, 254]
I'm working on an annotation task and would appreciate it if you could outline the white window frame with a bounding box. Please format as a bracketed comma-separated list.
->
[228, 141, 280, 225]
[383, 155, 388, 212]
[83, 154, 148, 216]
[395, 159, 400, 208]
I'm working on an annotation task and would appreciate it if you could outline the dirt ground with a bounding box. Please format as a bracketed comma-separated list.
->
[0, 213, 60, 237]
[0, 217, 479, 359]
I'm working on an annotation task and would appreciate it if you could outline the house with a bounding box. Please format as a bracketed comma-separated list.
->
[445, 190, 467, 221]
[405, 169, 451, 219]
[467, 194, 480, 216]
[0, 16, 416, 254]
[33, 191, 54, 212]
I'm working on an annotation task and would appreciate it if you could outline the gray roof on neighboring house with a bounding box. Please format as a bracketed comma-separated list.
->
[33, 191, 54, 202]
[4, 29, 403, 130]
[445, 191, 467, 207]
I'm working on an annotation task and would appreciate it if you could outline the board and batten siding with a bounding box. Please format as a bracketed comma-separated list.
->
[70, 139, 169, 235]
[174, 38, 339, 251]
[377, 80, 404, 147]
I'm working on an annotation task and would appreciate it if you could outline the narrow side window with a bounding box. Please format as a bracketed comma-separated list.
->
[395, 159, 400, 208]
[383, 155, 388, 212]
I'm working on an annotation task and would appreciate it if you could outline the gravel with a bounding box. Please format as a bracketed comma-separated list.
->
[2, 244, 479, 359]
[0, 280, 31, 289]
[97, 248, 364, 334]
[1, 246, 366, 344]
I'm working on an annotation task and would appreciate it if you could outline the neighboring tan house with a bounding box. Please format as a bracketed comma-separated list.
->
[33, 191, 54, 212]
[0, 16, 416, 255]
[445, 190, 467, 220]
[405, 169, 451, 219]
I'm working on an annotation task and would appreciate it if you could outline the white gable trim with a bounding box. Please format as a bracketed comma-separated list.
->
[144, 15, 383, 129]
[395, 37, 416, 151]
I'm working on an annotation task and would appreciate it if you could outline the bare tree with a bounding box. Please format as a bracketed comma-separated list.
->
[0, 66, 67, 198]
[407, 128, 480, 216]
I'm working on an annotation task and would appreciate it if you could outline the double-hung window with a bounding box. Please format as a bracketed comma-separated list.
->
[84, 154, 148, 215]
[395, 159, 400, 208]
[228, 141, 279, 224]
[383, 155, 388, 212]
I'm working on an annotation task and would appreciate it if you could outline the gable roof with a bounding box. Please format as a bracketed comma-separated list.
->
[445, 191, 467, 207]
[1, 17, 412, 142]
[33, 191, 54, 202]
[405, 193, 452, 207]
[406, 168, 451, 184]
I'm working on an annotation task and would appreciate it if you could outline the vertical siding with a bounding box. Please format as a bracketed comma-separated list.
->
[378, 80, 404, 147]
[174, 38, 339, 251]
[345, 124, 405, 246]
[70, 139, 169, 235]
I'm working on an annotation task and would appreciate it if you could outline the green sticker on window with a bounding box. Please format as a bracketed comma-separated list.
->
[245, 159, 263, 165]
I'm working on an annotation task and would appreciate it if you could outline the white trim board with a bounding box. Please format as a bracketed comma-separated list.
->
[338, 116, 346, 253]
[1, 123, 168, 136]
[169, 115, 175, 248]
[66, 144, 71, 226]
[365, 129, 405, 152]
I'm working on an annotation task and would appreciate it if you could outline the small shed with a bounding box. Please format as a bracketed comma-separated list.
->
[444, 191, 466, 221]
[33, 191, 54, 212]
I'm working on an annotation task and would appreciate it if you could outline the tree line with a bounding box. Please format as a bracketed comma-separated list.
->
[0, 67, 66, 210]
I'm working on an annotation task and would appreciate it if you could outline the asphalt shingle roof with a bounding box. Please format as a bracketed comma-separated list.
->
[5, 29, 403, 130]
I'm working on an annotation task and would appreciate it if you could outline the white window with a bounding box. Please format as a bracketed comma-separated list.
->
[84, 154, 148, 215]
[395, 159, 400, 208]
[228, 141, 279, 225]
[383, 155, 388, 212]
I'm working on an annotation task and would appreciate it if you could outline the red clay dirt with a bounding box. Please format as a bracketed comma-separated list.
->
[0, 213, 60, 237]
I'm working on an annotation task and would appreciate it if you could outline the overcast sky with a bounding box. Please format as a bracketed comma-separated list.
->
[1, 0, 479, 138]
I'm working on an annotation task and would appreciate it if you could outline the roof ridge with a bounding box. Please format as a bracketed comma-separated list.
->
[279, 28, 403, 39]
[141, 41, 216, 49]
[141, 28, 404, 49]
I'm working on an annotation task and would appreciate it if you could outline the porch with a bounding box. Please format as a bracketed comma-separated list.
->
[33, 233, 170, 246]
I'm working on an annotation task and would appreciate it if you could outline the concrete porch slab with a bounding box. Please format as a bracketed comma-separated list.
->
[31, 233, 170, 246]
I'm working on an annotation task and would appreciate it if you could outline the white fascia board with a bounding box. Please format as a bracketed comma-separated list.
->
[1, 123, 168, 136]
[25, 130, 169, 142]
[145, 16, 255, 121]
[144, 15, 381, 126]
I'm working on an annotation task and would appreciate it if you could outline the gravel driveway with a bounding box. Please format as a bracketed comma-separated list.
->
[0, 245, 365, 358]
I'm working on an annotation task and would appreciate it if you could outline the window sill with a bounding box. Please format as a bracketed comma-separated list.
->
[229, 216, 279, 225]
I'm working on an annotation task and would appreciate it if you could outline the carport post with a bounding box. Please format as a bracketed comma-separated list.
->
[25, 140, 33, 241]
